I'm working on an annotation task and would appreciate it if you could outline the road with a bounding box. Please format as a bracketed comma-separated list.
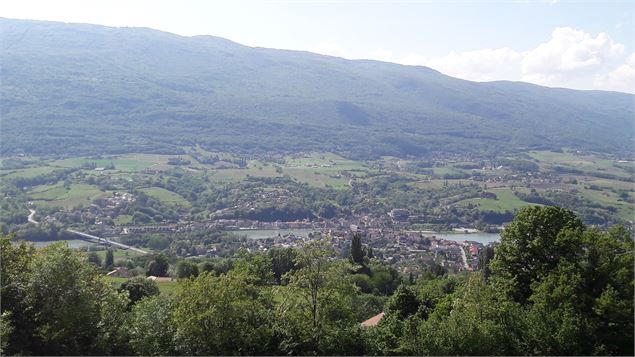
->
[27, 208, 148, 254]
[460, 244, 469, 270]
[27, 209, 38, 224]
[67, 229, 148, 254]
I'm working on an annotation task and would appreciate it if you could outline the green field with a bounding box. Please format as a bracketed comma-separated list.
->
[284, 153, 365, 169]
[5, 150, 634, 229]
[141, 187, 191, 207]
[50, 153, 177, 172]
[95, 248, 141, 260]
[529, 150, 634, 180]
[457, 188, 540, 212]
[586, 179, 635, 191]
[29, 183, 109, 209]
[113, 214, 133, 225]
[283, 167, 349, 188]
[208, 165, 282, 183]
[275, 153, 365, 188]
[1, 166, 59, 179]
[577, 186, 634, 221]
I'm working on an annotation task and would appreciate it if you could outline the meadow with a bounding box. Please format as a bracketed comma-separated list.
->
[29, 183, 111, 209]
[456, 188, 542, 212]
[104, 275, 179, 295]
[2, 149, 633, 228]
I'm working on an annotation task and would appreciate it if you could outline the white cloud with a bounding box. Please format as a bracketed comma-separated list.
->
[520, 27, 624, 85]
[594, 53, 635, 92]
[362, 27, 633, 93]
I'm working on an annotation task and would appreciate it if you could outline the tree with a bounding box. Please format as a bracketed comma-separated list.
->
[146, 253, 169, 277]
[490, 206, 584, 303]
[233, 250, 273, 285]
[426, 261, 446, 278]
[385, 284, 420, 319]
[87, 252, 102, 267]
[278, 236, 361, 355]
[148, 236, 171, 250]
[350, 232, 364, 265]
[521, 227, 634, 355]
[0, 311, 13, 355]
[0, 236, 36, 355]
[175, 260, 199, 279]
[402, 274, 525, 356]
[127, 296, 175, 356]
[268, 247, 297, 285]
[477, 245, 495, 280]
[491, 207, 633, 355]
[26, 243, 128, 355]
[104, 249, 114, 269]
[171, 271, 276, 355]
[118, 277, 160, 307]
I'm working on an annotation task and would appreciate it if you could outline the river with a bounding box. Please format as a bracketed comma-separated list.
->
[425, 232, 500, 244]
[29, 239, 96, 248]
[227, 228, 501, 243]
[230, 229, 318, 239]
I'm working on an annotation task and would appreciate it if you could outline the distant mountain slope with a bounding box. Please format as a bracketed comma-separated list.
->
[1, 18, 633, 158]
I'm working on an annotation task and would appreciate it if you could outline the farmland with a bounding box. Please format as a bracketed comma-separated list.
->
[457, 188, 542, 212]
[140, 187, 191, 207]
[1, 149, 633, 239]
[28, 183, 111, 209]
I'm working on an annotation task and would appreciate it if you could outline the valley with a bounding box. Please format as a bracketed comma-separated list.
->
[1, 14, 633, 357]
[2, 148, 633, 269]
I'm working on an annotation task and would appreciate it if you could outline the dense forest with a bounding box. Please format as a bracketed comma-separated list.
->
[2, 206, 633, 356]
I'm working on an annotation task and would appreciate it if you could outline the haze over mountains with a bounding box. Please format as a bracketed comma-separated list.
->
[1, 18, 633, 158]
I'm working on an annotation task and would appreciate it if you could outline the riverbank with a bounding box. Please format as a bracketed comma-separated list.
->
[227, 228, 501, 243]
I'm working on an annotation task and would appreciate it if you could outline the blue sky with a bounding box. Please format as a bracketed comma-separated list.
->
[1, 0, 633, 92]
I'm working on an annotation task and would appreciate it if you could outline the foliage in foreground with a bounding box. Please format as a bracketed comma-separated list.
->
[1, 206, 633, 355]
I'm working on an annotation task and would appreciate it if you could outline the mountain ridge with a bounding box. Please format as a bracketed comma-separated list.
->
[1, 17, 633, 158]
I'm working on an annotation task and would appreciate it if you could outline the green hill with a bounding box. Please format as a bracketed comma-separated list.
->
[1, 18, 633, 159]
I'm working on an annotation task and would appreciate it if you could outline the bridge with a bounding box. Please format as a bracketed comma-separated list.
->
[27, 208, 148, 254]
[67, 229, 148, 254]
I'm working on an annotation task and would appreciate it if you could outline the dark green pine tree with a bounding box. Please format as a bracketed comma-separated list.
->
[477, 246, 495, 280]
[350, 233, 364, 265]
[104, 249, 114, 269]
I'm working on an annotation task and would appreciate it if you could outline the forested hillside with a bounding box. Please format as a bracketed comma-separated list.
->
[1, 18, 633, 159]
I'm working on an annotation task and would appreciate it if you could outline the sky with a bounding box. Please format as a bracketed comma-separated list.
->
[1, 0, 634, 93]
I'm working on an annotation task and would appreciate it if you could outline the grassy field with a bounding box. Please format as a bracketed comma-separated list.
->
[529, 150, 634, 180]
[29, 183, 110, 209]
[113, 214, 133, 225]
[95, 248, 141, 260]
[576, 185, 634, 221]
[283, 167, 349, 188]
[104, 275, 179, 295]
[141, 187, 191, 207]
[5, 150, 634, 226]
[207, 165, 282, 183]
[410, 179, 483, 190]
[50, 154, 176, 172]
[278, 153, 365, 188]
[1, 166, 60, 179]
[586, 179, 635, 191]
[457, 188, 540, 212]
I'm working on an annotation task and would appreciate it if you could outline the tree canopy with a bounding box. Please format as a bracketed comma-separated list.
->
[1, 206, 632, 356]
